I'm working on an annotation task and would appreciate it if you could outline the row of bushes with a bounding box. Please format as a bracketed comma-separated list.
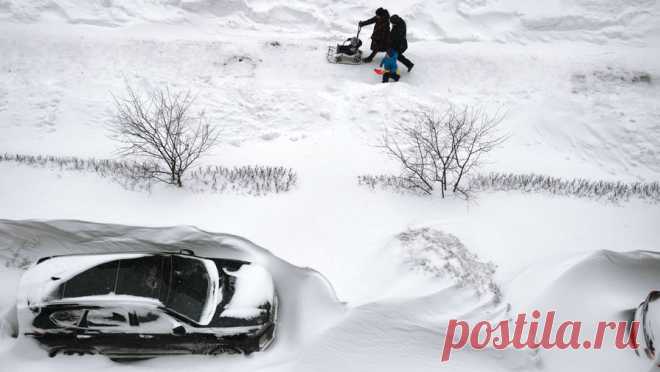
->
[187, 165, 297, 195]
[470, 173, 660, 202]
[0, 153, 297, 196]
[358, 172, 660, 202]
[358, 174, 417, 194]
[4, 153, 658, 201]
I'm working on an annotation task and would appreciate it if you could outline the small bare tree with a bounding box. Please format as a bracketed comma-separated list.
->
[111, 85, 219, 187]
[381, 121, 435, 194]
[381, 105, 505, 198]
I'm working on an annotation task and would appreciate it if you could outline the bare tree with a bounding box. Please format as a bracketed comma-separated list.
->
[380, 105, 505, 198]
[111, 85, 219, 187]
[382, 123, 435, 194]
[448, 106, 505, 197]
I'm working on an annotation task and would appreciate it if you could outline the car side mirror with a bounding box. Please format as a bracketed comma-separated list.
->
[172, 325, 187, 336]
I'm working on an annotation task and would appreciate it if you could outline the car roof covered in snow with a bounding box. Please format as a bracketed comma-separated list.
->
[18, 252, 249, 307]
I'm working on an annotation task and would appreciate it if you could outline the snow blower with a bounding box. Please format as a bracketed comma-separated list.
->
[327, 26, 363, 65]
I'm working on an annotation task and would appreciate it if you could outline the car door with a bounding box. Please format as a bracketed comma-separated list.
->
[73, 307, 134, 351]
[128, 306, 197, 354]
[75, 306, 193, 355]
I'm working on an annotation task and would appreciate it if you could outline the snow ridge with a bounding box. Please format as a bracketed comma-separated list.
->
[1, 0, 658, 44]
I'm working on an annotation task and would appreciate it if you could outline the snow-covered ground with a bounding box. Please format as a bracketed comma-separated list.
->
[1, 0, 659, 371]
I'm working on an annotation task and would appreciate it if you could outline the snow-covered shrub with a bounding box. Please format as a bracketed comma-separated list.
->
[0, 153, 297, 195]
[1, 153, 155, 191]
[187, 165, 297, 195]
[395, 228, 501, 301]
[358, 174, 419, 194]
[470, 172, 660, 202]
[571, 67, 652, 94]
[111, 85, 219, 187]
[378, 105, 505, 197]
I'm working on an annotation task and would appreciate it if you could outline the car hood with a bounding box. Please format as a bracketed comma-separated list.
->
[219, 263, 275, 320]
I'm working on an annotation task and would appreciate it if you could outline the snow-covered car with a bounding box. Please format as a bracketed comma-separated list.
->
[634, 290, 660, 364]
[16, 250, 278, 359]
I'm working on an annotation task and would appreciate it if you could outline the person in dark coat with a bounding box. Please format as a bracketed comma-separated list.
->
[389, 14, 414, 72]
[358, 7, 390, 63]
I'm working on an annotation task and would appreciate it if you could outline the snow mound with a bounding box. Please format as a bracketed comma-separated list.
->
[1, 0, 658, 43]
[408, 0, 659, 43]
[0, 269, 21, 341]
[350, 227, 502, 306]
[295, 286, 536, 372]
[395, 228, 500, 298]
[510, 250, 660, 372]
[293, 227, 536, 372]
[0, 0, 328, 31]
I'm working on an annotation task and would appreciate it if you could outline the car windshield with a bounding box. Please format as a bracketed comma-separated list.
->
[165, 256, 218, 324]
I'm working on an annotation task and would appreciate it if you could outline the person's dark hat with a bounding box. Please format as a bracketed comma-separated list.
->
[390, 14, 402, 24]
[375, 7, 389, 18]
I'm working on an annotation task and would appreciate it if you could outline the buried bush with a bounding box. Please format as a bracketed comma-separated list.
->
[360, 171, 660, 203]
[395, 227, 501, 301]
[0, 153, 155, 190]
[470, 172, 660, 202]
[0, 153, 297, 195]
[187, 165, 297, 195]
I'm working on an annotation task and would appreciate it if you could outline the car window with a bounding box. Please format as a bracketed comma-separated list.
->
[85, 309, 129, 329]
[59, 260, 119, 298]
[50, 309, 85, 327]
[133, 308, 178, 333]
[165, 256, 210, 323]
[115, 256, 165, 299]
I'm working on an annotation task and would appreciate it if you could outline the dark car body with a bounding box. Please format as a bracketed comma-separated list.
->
[17, 251, 278, 358]
[634, 290, 660, 365]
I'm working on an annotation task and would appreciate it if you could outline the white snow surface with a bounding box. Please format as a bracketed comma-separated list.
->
[510, 250, 660, 372]
[221, 263, 275, 319]
[198, 256, 221, 325]
[0, 1, 659, 371]
[1, 0, 659, 44]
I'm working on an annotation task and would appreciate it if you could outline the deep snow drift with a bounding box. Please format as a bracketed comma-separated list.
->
[1, 221, 659, 372]
[0, 220, 528, 372]
[2, 0, 659, 44]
